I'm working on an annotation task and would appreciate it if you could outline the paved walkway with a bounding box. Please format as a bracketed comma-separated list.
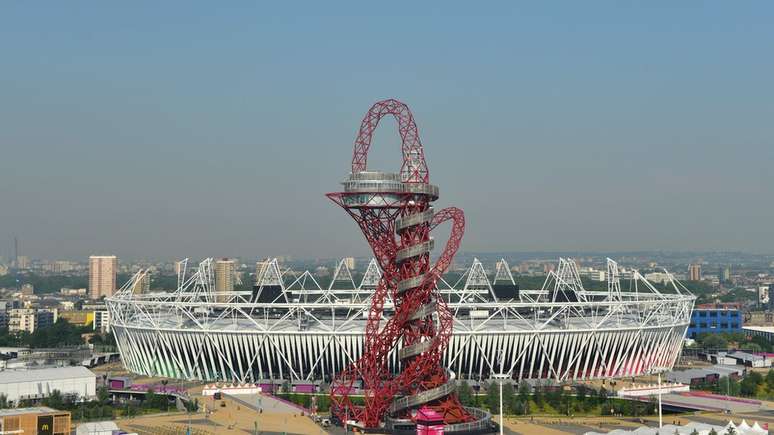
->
[118, 393, 322, 434]
[230, 393, 308, 414]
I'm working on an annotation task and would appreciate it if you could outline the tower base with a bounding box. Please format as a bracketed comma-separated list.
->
[381, 407, 496, 434]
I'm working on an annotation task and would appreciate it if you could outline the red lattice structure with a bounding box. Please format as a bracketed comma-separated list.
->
[327, 99, 483, 432]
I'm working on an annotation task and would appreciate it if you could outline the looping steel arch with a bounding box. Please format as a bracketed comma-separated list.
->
[328, 99, 477, 430]
[351, 98, 430, 183]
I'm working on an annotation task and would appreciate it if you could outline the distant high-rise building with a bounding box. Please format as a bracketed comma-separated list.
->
[50, 260, 77, 273]
[719, 266, 731, 284]
[89, 255, 117, 299]
[174, 261, 185, 277]
[342, 257, 356, 271]
[133, 270, 151, 294]
[759, 286, 770, 307]
[16, 255, 30, 270]
[255, 260, 268, 285]
[215, 258, 236, 301]
[688, 263, 702, 281]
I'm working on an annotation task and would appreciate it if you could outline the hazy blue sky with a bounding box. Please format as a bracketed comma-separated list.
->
[1, 2, 773, 261]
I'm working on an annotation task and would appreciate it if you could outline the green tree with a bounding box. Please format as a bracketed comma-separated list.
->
[596, 386, 608, 405]
[576, 386, 592, 412]
[533, 384, 545, 410]
[546, 387, 562, 410]
[97, 386, 110, 403]
[700, 334, 728, 350]
[741, 371, 764, 397]
[457, 382, 474, 407]
[43, 390, 64, 410]
[486, 382, 500, 414]
[559, 387, 572, 415]
[766, 370, 774, 392]
[501, 382, 515, 414]
[513, 400, 526, 415]
[144, 388, 158, 409]
[718, 376, 741, 396]
[518, 381, 530, 404]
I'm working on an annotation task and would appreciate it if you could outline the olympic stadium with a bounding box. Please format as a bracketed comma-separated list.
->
[106, 256, 695, 384]
[106, 98, 695, 433]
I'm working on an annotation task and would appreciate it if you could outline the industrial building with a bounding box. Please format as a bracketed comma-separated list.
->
[744, 325, 774, 341]
[0, 366, 97, 406]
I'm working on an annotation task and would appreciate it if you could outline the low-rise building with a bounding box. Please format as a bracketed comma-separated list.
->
[76, 421, 120, 435]
[8, 308, 36, 333]
[744, 325, 774, 342]
[93, 310, 110, 333]
[20, 283, 34, 296]
[0, 407, 71, 435]
[0, 366, 97, 405]
[60, 288, 87, 296]
[644, 271, 674, 284]
[35, 308, 58, 330]
[579, 267, 606, 282]
[59, 310, 94, 328]
[665, 365, 743, 385]
[7, 308, 60, 334]
[687, 303, 742, 339]
[727, 351, 772, 368]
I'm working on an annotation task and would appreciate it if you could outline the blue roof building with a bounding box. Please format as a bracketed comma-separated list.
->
[688, 303, 742, 339]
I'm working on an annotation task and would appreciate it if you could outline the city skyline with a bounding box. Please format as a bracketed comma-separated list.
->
[2, 3, 773, 260]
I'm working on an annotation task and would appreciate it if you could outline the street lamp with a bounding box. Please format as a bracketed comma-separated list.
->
[491, 349, 511, 435]
[646, 367, 664, 429]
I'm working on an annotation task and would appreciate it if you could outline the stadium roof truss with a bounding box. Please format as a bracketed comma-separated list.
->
[107, 257, 695, 383]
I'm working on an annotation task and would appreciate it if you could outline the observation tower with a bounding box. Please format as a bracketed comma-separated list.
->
[327, 99, 490, 432]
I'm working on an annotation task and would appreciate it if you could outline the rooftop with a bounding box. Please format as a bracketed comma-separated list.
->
[0, 366, 96, 384]
[0, 407, 61, 417]
[75, 421, 119, 431]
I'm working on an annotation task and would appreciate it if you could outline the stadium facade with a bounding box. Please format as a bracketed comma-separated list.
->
[106, 257, 695, 383]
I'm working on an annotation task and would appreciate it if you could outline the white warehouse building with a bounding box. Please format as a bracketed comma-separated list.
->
[0, 366, 97, 406]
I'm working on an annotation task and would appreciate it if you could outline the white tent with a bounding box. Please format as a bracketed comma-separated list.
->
[584, 420, 768, 435]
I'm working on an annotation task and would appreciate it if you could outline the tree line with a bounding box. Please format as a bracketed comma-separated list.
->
[0, 318, 114, 349]
[457, 381, 657, 417]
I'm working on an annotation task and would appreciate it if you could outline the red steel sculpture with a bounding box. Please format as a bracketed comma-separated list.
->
[328, 99, 476, 430]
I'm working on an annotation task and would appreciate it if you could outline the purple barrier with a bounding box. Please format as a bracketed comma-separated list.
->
[258, 383, 277, 393]
[293, 385, 315, 393]
[680, 391, 761, 405]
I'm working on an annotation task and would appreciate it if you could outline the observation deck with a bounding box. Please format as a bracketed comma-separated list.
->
[337, 171, 439, 207]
